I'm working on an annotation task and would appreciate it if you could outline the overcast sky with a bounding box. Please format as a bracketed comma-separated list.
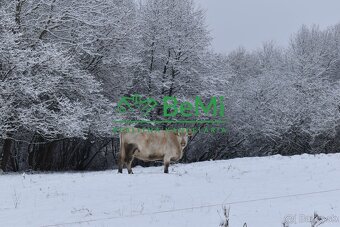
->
[194, 0, 340, 53]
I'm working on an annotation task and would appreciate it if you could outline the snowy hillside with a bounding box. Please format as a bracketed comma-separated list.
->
[1, 154, 340, 227]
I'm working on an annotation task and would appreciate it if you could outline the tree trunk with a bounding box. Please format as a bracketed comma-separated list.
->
[1, 138, 13, 171]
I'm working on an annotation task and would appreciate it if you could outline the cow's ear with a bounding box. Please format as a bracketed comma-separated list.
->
[173, 130, 180, 136]
[187, 129, 193, 137]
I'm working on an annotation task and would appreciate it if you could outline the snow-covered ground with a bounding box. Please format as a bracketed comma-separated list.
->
[1, 154, 340, 227]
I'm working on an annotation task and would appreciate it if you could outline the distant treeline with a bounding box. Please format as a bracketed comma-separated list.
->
[1, 0, 340, 171]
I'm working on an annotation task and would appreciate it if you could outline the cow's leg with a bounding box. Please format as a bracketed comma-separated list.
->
[117, 140, 125, 174]
[164, 162, 170, 174]
[127, 158, 134, 174]
[125, 143, 137, 174]
[163, 156, 171, 174]
[117, 153, 124, 174]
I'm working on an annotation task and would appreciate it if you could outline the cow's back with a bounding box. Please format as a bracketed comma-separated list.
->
[121, 129, 180, 161]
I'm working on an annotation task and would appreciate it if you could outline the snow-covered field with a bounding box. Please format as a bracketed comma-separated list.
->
[1, 154, 340, 227]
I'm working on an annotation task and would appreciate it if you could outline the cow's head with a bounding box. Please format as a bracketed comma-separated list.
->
[175, 128, 192, 149]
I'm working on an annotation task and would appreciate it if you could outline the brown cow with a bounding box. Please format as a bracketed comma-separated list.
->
[118, 128, 192, 174]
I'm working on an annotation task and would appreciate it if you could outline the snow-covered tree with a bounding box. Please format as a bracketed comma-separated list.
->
[224, 25, 340, 155]
[133, 0, 210, 97]
[0, 2, 111, 170]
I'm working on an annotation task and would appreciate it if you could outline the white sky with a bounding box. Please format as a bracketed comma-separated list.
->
[194, 0, 340, 53]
